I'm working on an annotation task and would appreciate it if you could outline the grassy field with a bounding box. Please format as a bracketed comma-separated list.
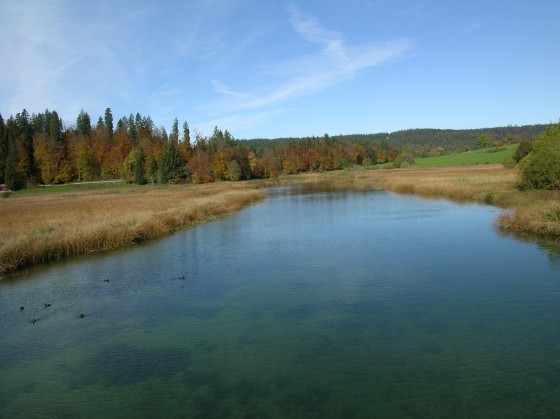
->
[0, 183, 265, 276]
[412, 144, 517, 167]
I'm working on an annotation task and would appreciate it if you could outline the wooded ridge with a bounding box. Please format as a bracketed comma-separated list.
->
[0, 107, 550, 190]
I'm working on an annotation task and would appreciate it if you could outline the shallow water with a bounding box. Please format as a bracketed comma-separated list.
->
[1, 187, 559, 418]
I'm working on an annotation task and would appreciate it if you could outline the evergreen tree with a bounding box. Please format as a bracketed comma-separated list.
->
[48, 110, 63, 142]
[77, 109, 91, 137]
[104, 107, 114, 140]
[134, 147, 146, 184]
[182, 121, 190, 148]
[160, 137, 184, 183]
[4, 140, 21, 190]
[128, 114, 138, 144]
[15, 109, 35, 180]
[171, 118, 179, 143]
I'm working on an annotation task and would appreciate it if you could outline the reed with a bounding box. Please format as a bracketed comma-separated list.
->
[0, 183, 264, 276]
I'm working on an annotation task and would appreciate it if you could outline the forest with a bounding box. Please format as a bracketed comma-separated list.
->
[0, 107, 550, 190]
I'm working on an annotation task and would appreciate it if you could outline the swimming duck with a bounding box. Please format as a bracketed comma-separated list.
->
[78, 313, 85, 319]
[20, 306, 24, 311]
[44, 303, 51, 309]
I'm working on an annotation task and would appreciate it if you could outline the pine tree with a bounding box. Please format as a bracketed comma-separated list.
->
[182, 121, 190, 148]
[128, 114, 138, 144]
[77, 109, 91, 137]
[171, 118, 179, 143]
[160, 137, 184, 183]
[104, 108, 113, 140]
[4, 140, 21, 190]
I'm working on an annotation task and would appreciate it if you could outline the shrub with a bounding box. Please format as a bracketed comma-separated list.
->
[502, 157, 516, 168]
[513, 140, 533, 162]
[519, 124, 560, 190]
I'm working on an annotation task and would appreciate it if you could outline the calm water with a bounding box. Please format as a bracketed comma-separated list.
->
[1, 187, 560, 418]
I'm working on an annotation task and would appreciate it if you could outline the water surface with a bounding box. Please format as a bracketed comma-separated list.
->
[1, 187, 559, 418]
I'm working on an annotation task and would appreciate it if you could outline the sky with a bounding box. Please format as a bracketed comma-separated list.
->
[0, 0, 559, 139]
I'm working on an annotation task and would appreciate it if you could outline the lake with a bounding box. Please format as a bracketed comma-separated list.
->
[1, 186, 559, 418]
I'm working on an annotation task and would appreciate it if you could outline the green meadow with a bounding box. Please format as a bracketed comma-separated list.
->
[412, 144, 517, 167]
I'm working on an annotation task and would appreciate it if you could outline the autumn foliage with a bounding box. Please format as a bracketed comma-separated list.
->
[0, 108, 400, 190]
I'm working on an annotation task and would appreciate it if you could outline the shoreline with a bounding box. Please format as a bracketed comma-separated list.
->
[3, 165, 559, 276]
[0, 183, 265, 277]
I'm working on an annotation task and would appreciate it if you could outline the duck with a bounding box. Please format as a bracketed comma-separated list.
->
[178, 275, 186, 280]
[78, 313, 85, 319]
[20, 306, 24, 311]
[31, 319, 37, 324]
[44, 303, 51, 309]
[104, 278, 110, 283]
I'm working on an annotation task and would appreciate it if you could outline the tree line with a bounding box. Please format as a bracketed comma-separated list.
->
[0, 108, 400, 189]
[0, 108, 550, 190]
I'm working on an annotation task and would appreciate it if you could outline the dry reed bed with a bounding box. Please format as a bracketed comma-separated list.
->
[0, 183, 265, 276]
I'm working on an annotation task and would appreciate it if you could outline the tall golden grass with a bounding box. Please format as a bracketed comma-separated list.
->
[0, 183, 264, 276]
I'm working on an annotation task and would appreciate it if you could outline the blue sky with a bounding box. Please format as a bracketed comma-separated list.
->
[1, 0, 559, 139]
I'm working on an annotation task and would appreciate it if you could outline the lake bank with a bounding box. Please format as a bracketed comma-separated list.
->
[0, 183, 265, 276]
[2, 164, 559, 276]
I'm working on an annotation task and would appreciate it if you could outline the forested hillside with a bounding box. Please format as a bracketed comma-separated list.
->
[241, 124, 549, 154]
[0, 107, 550, 190]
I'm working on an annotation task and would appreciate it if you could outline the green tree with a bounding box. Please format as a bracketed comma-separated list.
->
[135, 147, 146, 184]
[15, 109, 35, 181]
[77, 109, 91, 137]
[182, 121, 191, 148]
[519, 124, 560, 190]
[225, 160, 241, 181]
[160, 137, 184, 183]
[170, 118, 179, 143]
[128, 114, 138, 144]
[513, 140, 532, 162]
[4, 141, 22, 190]
[104, 107, 113, 140]
[48, 110, 62, 142]
[477, 134, 491, 148]
[77, 143, 96, 181]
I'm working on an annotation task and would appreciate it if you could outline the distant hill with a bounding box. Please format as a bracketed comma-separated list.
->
[239, 124, 550, 152]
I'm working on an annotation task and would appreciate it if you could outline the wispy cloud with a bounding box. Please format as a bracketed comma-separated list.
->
[0, 0, 139, 119]
[208, 5, 413, 128]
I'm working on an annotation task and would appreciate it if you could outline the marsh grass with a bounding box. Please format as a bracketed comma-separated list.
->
[0, 183, 264, 276]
